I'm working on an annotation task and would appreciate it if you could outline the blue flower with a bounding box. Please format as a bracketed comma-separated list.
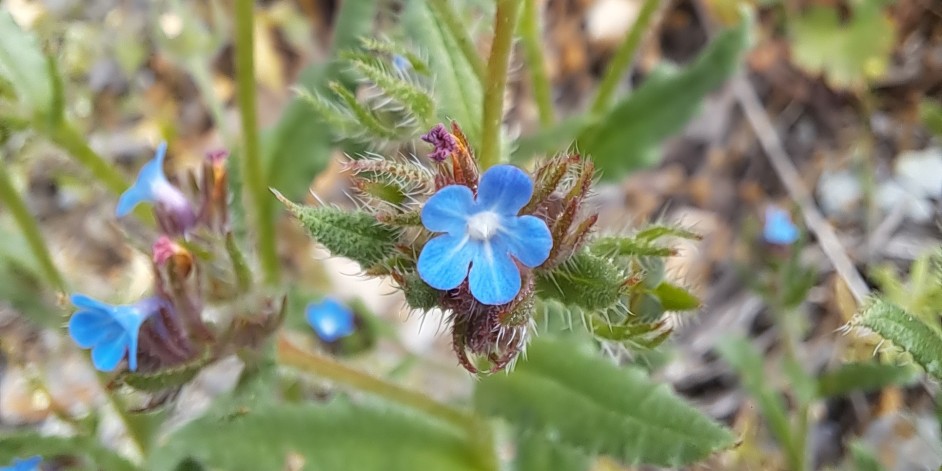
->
[0, 456, 41, 471]
[116, 142, 196, 232]
[306, 298, 355, 342]
[68, 294, 162, 372]
[418, 165, 553, 305]
[763, 205, 799, 245]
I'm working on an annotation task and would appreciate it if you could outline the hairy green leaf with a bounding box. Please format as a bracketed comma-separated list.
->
[511, 115, 596, 162]
[278, 195, 399, 268]
[119, 351, 214, 392]
[535, 251, 625, 312]
[342, 51, 436, 124]
[590, 236, 675, 258]
[149, 400, 481, 471]
[0, 11, 53, 118]
[577, 18, 750, 179]
[856, 298, 942, 380]
[402, 0, 483, 145]
[475, 337, 735, 466]
[0, 433, 137, 471]
[514, 431, 590, 471]
[652, 282, 700, 311]
[817, 362, 920, 397]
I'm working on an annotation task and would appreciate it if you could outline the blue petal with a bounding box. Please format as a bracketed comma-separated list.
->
[2, 456, 41, 471]
[111, 302, 156, 337]
[476, 165, 533, 216]
[116, 142, 169, 217]
[421, 185, 474, 235]
[91, 330, 129, 372]
[70, 293, 112, 313]
[417, 234, 475, 290]
[497, 215, 553, 267]
[468, 242, 521, 305]
[306, 298, 355, 342]
[763, 207, 799, 245]
[68, 311, 121, 348]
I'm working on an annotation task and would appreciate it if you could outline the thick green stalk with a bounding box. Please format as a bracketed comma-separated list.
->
[48, 122, 128, 195]
[0, 158, 66, 290]
[520, 0, 554, 126]
[234, 0, 280, 284]
[277, 336, 498, 471]
[590, 0, 660, 114]
[427, 0, 487, 83]
[479, 0, 523, 169]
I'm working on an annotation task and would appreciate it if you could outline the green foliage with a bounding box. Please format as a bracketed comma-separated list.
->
[402, 0, 484, 145]
[0, 11, 55, 120]
[590, 236, 675, 258]
[474, 337, 735, 466]
[847, 441, 885, 471]
[0, 433, 137, 471]
[790, 0, 894, 89]
[118, 350, 214, 392]
[278, 196, 400, 269]
[855, 298, 942, 380]
[651, 282, 700, 311]
[816, 361, 920, 397]
[575, 18, 750, 179]
[717, 336, 799, 467]
[514, 431, 590, 471]
[512, 116, 595, 161]
[149, 400, 482, 471]
[265, 0, 380, 201]
[535, 251, 625, 312]
[400, 272, 441, 311]
[921, 100, 942, 137]
[342, 49, 436, 124]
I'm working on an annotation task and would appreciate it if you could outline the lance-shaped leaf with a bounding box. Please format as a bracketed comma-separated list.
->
[651, 282, 700, 311]
[474, 337, 735, 466]
[276, 193, 399, 268]
[514, 431, 590, 471]
[577, 17, 750, 179]
[855, 298, 942, 380]
[0, 11, 54, 118]
[0, 433, 137, 471]
[816, 361, 920, 398]
[149, 400, 482, 471]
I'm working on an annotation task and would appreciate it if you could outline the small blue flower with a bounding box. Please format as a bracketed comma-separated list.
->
[68, 294, 162, 372]
[306, 298, 355, 342]
[116, 142, 196, 232]
[391, 54, 410, 73]
[0, 456, 41, 471]
[418, 165, 553, 305]
[763, 205, 799, 245]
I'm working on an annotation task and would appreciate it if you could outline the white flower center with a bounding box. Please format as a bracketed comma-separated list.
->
[466, 211, 502, 241]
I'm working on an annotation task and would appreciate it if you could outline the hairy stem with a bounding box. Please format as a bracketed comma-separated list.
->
[479, 0, 523, 169]
[427, 0, 487, 83]
[590, 0, 661, 114]
[520, 0, 554, 126]
[277, 336, 498, 470]
[234, 0, 280, 284]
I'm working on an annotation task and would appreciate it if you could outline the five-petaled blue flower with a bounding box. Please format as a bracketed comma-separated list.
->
[306, 298, 355, 342]
[0, 456, 41, 471]
[116, 142, 196, 232]
[763, 205, 799, 245]
[418, 165, 553, 305]
[68, 294, 162, 372]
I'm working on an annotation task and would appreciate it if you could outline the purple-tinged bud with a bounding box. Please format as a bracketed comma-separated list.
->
[199, 148, 230, 233]
[421, 123, 457, 162]
[117, 142, 197, 235]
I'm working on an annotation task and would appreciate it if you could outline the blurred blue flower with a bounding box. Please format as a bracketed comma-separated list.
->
[306, 298, 355, 342]
[116, 142, 196, 232]
[68, 294, 162, 372]
[391, 54, 410, 73]
[763, 205, 799, 245]
[418, 165, 552, 305]
[0, 456, 41, 471]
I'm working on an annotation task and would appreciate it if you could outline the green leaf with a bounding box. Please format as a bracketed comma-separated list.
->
[856, 298, 942, 380]
[0, 11, 54, 118]
[514, 431, 590, 471]
[265, 0, 380, 201]
[474, 337, 735, 466]
[118, 350, 214, 391]
[651, 282, 700, 311]
[402, 0, 483, 145]
[577, 18, 749, 180]
[535, 251, 625, 312]
[589, 236, 675, 258]
[511, 115, 596, 162]
[277, 194, 400, 268]
[0, 433, 137, 471]
[847, 440, 885, 471]
[716, 336, 797, 462]
[790, 0, 895, 90]
[921, 100, 942, 137]
[817, 362, 920, 397]
[149, 400, 481, 471]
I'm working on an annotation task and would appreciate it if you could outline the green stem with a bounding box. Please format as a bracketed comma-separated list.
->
[277, 336, 498, 470]
[47, 122, 128, 195]
[589, 0, 660, 114]
[0, 157, 66, 291]
[427, 0, 487, 83]
[234, 0, 280, 285]
[479, 0, 523, 169]
[99, 372, 150, 456]
[520, 0, 554, 126]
